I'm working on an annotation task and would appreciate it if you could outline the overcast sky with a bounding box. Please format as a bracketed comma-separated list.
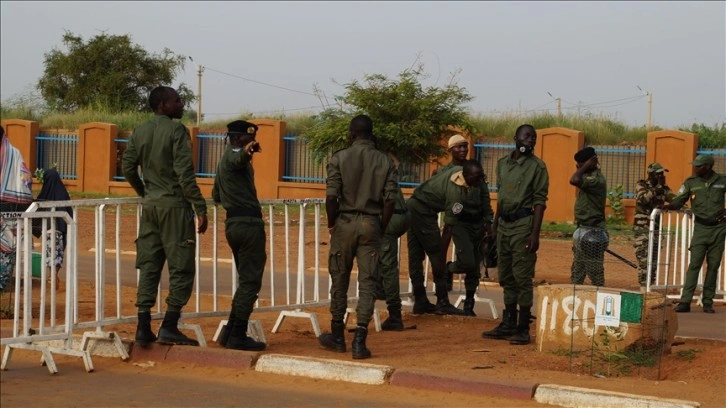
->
[1, 1, 724, 129]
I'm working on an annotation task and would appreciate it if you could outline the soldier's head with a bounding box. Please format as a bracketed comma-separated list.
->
[462, 159, 485, 188]
[691, 155, 714, 178]
[447, 134, 469, 163]
[514, 124, 536, 156]
[646, 162, 668, 185]
[149, 86, 184, 119]
[226, 120, 258, 148]
[348, 114, 373, 143]
[574, 146, 598, 169]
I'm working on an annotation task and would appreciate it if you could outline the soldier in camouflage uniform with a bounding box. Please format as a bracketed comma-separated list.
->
[633, 162, 675, 286]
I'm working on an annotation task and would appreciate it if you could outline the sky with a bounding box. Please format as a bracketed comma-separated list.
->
[1, 1, 725, 129]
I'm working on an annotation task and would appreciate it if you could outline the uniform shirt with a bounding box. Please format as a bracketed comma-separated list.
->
[495, 152, 549, 231]
[326, 139, 398, 215]
[409, 166, 460, 214]
[633, 179, 675, 229]
[574, 168, 607, 228]
[669, 172, 726, 223]
[122, 115, 207, 215]
[444, 170, 493, 227]
[212, 144, 261, 215]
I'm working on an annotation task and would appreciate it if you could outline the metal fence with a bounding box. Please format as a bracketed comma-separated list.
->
[283, 134, 327, 183]
[35, 132, 78, 180]
[196, 132, 227, 178]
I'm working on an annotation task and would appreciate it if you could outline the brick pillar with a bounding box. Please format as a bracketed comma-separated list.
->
[78, 122, 118, 194]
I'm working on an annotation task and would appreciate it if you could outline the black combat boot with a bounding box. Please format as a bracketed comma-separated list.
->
[351, 325, 371, 360]
[318, 320, 346, 353]
[381, 307, 404, 331]
[135, 311, 157, 348]
[216, 313, 235, 347]
[481, 304, 518, 339]
[226, 320, 267, 351]
[463, 298, 476, 317]
[412, 285, 437, 315]
[435, 296, 466, 316]
[157, 311, 199, 346]
[509, 307, 532, 345]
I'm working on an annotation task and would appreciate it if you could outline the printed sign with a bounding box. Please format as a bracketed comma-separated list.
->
[595, 292, 621, 327]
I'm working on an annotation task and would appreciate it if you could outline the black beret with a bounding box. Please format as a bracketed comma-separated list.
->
[574, 146, 596, 163]
[227, 120, 258, 135]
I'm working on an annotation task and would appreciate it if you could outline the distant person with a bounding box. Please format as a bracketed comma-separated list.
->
[482, 124, 548, 346]
[122, 86, 208, 347]
[0, 125, 34, 291]
[663, 155, 726, 314]
[32, 168, 73, 288]
[439, 160, 493, 316]
[633, 163, 675, 286]
[212, 120, 267, 351]
[318, 114, 398, 359]
[569, 146, 608, 287]
[432, 134, 469, 176]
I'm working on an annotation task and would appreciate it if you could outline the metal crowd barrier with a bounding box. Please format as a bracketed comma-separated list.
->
[646, 209, 726, 305]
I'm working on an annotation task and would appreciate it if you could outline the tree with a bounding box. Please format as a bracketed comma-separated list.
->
[305, 62, 474, 165]
[37, 31, 194, 112]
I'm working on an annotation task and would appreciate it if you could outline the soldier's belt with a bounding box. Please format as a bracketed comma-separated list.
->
[226, 207, 262, 219]
[694, 216, 719, 227]
[500, 208, 533, 223]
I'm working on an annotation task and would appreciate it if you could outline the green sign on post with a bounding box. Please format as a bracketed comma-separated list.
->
[620, 292, 643, 323]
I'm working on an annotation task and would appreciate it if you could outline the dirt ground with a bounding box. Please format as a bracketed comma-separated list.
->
[3, 207, 725, 407]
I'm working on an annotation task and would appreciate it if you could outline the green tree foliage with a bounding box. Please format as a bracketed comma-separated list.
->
[304, 63, 474, 164]
[680, 123, 726, 148]
[37, 31, 194, 112]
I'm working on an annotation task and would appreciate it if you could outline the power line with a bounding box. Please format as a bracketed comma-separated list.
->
[204, 66, 318, 97]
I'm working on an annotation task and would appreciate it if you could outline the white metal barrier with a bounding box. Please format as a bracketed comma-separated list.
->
[647, 209, 726, 305]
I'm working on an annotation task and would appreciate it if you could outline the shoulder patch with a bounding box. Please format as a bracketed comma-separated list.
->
[452, 202, 463, 214]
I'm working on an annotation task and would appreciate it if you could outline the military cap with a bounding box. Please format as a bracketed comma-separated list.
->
[647, 162, 669, 173]
[448, 134, 468, 149]
[227, 120, 258, 135]
[691, 154, 714, 167]
[574, 146, 596, 163]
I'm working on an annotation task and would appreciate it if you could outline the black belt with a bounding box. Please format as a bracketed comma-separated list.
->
[695, 216, 719, 227]
[500, 208, 533, 223]
[393, 209, 408, 215]
[227, 207, 262, 219]
[459, 213, 483, 223]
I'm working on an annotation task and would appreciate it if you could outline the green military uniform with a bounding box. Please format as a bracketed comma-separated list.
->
[633, 179, 675, 285]
[571, 168, 608, 287]
[669, 172, 726, 307]
[212, 144, 266, 323]
[495, 152, 549, 309]
[406, 166, 460, 297]
[445, 170, 493, 296]
[122, 115, 207, 313]
[377, 187, 410, 311]
[326, 139, 398, 326]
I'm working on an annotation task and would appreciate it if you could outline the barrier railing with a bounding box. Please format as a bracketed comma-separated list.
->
[647, 209, 725, 305]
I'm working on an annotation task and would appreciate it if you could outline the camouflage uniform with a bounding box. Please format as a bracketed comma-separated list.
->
[633, 179, 675, 285]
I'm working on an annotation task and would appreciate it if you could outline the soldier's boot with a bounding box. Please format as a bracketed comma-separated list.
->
[226, 319, 267, 351]
[463, 298, 476, 317]
[318, 320, 347, 353]
[412, 285, 437, 315]
[435, 296, 466, 316]
[351, 326, 372, 360]
[135, 311, 157, 348]
[381, 307, 404, 331]
[509, 307, 532, 345]
[157, 311, 199, 346]
[482, 304, 518, 339]
[216, 313, 235, 347]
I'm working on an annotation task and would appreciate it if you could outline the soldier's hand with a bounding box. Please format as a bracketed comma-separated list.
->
[527, 234, 540, 253]
[197, 214, 208, 234]
[244, 141, 261, 155]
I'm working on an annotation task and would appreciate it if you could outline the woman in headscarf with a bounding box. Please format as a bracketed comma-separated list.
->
[33, 168, 72, 284]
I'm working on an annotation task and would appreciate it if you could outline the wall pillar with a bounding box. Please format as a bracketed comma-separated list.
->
[536, 127, 584, 223]
[1, 119, 39, 172]
[251, 119, 286, 199]
[646, 130, 698, 191]
[78, 122, 117, 194]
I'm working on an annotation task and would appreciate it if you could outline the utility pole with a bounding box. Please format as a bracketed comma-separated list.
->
[646, 91, 652, 131]
[196, 65, 204, 126]
[547, 92, 562, 118]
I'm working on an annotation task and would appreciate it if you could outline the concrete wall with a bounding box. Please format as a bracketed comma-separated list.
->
[1, 118, 698, 224]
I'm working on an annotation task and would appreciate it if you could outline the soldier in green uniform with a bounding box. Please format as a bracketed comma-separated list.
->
[633, 163, 675, 286]
[122, 86, 208, 347]
[432, 134, 469, 176]
[318, 115, 398, 359]
[664, 154, 726, 314]
[569, 147, 608, 287]
[439, 160, 493, 316]
[211, 120, 267, 351]
[482, 124, 548, 345]
[375, 184, 411, 331]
